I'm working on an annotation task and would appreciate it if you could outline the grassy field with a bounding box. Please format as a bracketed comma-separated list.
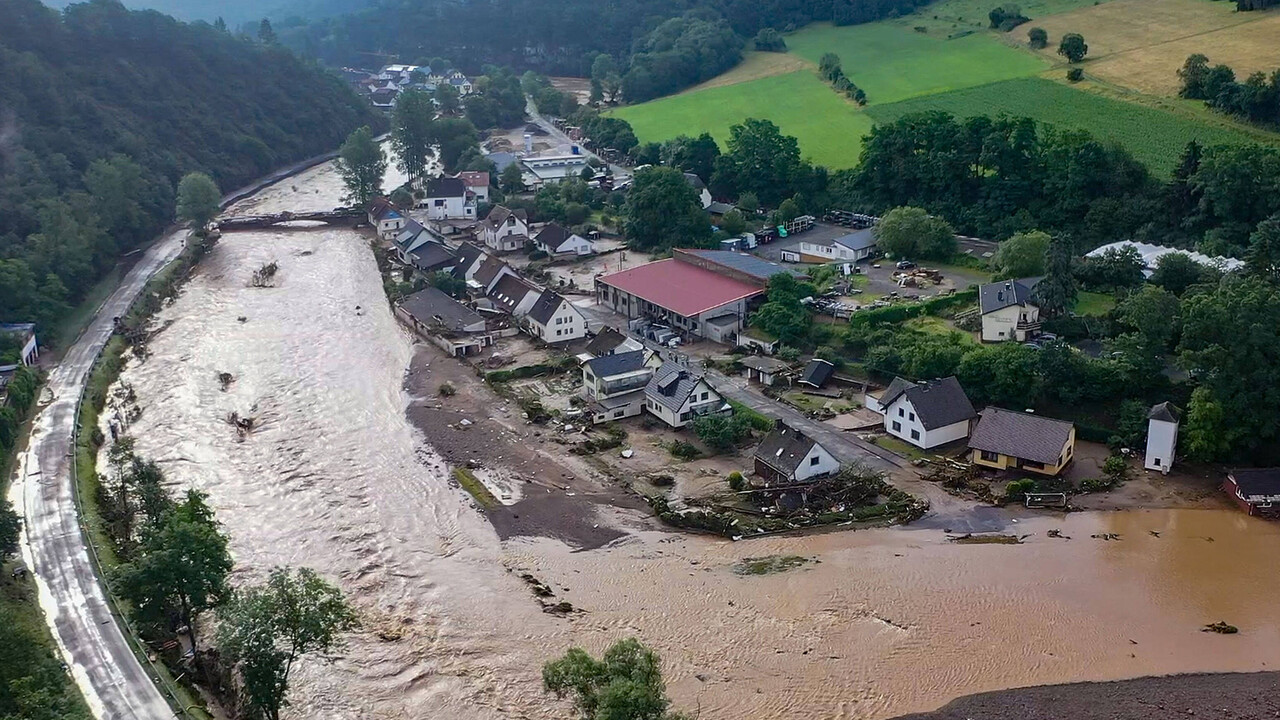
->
[681, 51, 812, 92]
[865, 77, 1266, 175]
[882, 0, 1110, 34]
[611, 71, 873, 168]
[1074, 291, 1117, 317]
[786, 22, 1048, 105]
[1029, 0, 1280, 95]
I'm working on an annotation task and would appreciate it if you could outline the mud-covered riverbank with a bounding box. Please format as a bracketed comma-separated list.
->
[102, 158, 1280, 720]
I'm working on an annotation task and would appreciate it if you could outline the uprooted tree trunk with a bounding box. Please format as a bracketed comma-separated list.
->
[250, 261, 279, 287]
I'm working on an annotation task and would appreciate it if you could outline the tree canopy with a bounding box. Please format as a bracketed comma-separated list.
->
[622, 167, 711, 251]
[543, 638, 690, 720]
[873, 206, 956, 260]
[335, 126, 386, 207]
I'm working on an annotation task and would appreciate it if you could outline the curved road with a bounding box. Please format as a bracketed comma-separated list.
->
[17, 227, 188, 719]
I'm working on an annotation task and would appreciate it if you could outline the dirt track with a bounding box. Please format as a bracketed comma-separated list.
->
[893, 672, 1280, 720]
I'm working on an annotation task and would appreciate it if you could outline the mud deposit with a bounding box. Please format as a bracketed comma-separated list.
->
[109, 162, 1280, 720]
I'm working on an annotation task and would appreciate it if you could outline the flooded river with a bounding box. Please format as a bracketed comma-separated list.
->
[109, 161, 1280, 719]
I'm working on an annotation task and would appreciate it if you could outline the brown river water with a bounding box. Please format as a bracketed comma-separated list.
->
[105, 161, 1280, 720]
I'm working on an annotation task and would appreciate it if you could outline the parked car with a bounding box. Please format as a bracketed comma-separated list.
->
[895, 260, 916, 270]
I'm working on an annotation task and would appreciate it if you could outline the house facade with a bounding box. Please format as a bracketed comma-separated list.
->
[457, 171, 490, 204]
[535, 223, 594, 257]
[367, 199, 407, 240]
[979, 277, 1043, 342]
[396, 287, 492, 356]
[968, 407, 1075, 476]
[480, 205, 530, 253]
[644, 361, 729, 428]
[526, 290, 587, 343]
[422, 176, 474, 220]
[870, 376, 976, 450]
[582, 350, 660, 424]
[798, 229, 877, 263]
[488, 275, 540, 316]
[753, 420, 840, 485]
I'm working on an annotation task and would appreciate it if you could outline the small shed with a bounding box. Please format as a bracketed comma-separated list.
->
[739, 356, 791, 387]
[799, 359, 835, 389]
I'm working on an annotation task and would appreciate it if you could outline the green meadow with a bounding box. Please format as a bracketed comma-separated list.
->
[610, 71, 873, 169]
[864, 77, 1269, 176]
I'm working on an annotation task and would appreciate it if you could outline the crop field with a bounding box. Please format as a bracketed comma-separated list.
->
[865, 77, 1266, 176]
[1029, 0, 1280, 95]
[679, 51, 812, 92]
[786, 23, 1048, 105]
[611, 71, 873, 168]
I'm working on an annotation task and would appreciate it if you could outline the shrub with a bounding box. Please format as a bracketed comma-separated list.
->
[1080, 476, 1114, 492]
[438, 382, 456, 397]
[1067, 68, 1084, 82]
[1028, 26, 1048, 48]
[728, 471, 746, 491]
[528, 249, 549, 261]
[1004, 478, 1037, 502]
[1102, 454, 1130, 485]
[669, 440, 701, 461]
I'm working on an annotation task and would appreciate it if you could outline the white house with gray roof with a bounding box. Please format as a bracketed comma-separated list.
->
[753, 420, 839, 484]
[643, 361, 729, 428]
[867, 376, 976, 449]
[979, 277, 1043, 342]
[799, 228, 878, 263]
[525, 289, 587, 343]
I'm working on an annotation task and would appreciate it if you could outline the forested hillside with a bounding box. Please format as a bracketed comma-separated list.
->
[0, 0, 380, 334]
[279, 0, 929, 98]
[41, 0, 372, 26]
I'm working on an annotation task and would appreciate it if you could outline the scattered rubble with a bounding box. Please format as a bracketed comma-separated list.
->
[1202, 621, 1238, 634]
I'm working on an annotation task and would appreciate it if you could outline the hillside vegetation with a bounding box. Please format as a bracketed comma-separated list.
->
[0, 0, 379, 334]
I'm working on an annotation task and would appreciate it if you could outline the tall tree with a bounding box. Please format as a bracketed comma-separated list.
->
[1117, 285, 1180, 349]
[257, 18, 276, 44]
[992, 230, 1050, 278]
[1150, 252, 1209, 295]
[391, 89, 437, 181]
[543, 638, 690, 720]
[711, 118, 805, 206]
[218, 567, 358, 720]
[1245, 212, 1280, 282]
[1057, 33, 1087, 63]
[622, 167, 711, 251]
[115, 490, 232, 657]
[434, 83, 461, 115]
[500, 162, 526, 194]
[1034, 233, 1077, 317]
[335, 126, 386, 208]
[176, 172, 221, 230]
[874, 206, 956, 260]
[0, 497, 19, 559]
[432, 117, 480, 172]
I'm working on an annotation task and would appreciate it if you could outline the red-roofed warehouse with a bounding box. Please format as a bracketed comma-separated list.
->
[595, 257, 765, 343]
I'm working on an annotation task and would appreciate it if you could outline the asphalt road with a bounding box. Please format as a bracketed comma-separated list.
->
[18, 227, 187, 720]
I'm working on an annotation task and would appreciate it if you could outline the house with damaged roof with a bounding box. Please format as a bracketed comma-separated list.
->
[643, 361, 730, 428]
[866, 376, 976, 450]
[753, 420, 839, 485]
[968, 407, 1075, 476]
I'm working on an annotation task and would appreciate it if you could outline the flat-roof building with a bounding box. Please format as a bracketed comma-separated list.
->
[595, 258, 765, 344]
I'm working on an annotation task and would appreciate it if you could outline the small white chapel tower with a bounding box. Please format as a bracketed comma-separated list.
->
[1144, 401, 1180, 473]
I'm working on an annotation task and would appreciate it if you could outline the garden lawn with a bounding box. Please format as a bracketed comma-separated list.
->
[785, 22, 1048, 105]
[1074, 291, 1116, 317]
[610, 71, 873, 169]
[865, 77, 1268, 176]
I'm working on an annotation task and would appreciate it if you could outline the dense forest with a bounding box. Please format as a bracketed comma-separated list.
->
[0, 0, 380, 334]
[278, 0, 930, 99]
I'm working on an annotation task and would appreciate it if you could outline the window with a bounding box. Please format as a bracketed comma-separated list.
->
[434, 199, 445, 207]
[909, 412, 915, 422]
[910, 429, 920, 441]
[614, 409, 625, 418]
[556, 329, 562, 336]
[680, 411, 691, 421]
[980, 450, 1000, 462]
[700, 392, 708, 401]
[891, 421, 901, 432]
[1153, 457, 1161, 467]
[809, 456, 820, 466]
[897, 408, 904, 418]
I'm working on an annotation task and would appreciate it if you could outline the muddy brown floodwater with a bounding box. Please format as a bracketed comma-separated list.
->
[107, 161, 1280, 720]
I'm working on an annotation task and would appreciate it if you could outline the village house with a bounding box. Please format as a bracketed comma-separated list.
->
[525, 290, 587, 343]
[580, 327, 643, 361]
[968, 407, 1075, 476]
[487, 274, 540, 316]
[1145, 401, 1181, 473]
[866, 376, 976, 450]
[643, 361, 729, 429]
[1223, 468, 1280, 518]
[451, 242, 488, 281]
[392, 220, 434, 263]
[421, 176, 475, 220]
[739, 356, 791, 387]
[480, 205, 530, 254]
[979, 277, 1043, 342]
[683, 173, 713, 210]
[407, 242, 457, 275]
[0, 323, 39, 367]
[396, 287, 492, 356]
[457, 171, 490, 204]
[753, 420, 840, 485]
[582, 349, 661, 424]
[798, 228, 878, 263]
[534, 223, 595, 257]
[367, 198, 407, 240]
[471, 255, 518, 295]
[370, 87, 399, 109]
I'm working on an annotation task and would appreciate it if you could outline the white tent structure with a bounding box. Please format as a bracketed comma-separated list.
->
[1085, 241, 1243, 278]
